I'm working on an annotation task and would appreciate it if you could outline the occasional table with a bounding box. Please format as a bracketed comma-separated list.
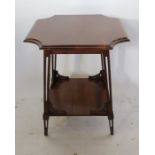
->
[24, 15, 129, 136]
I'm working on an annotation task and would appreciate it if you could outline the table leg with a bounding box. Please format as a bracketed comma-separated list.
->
[54, 54, 57, 70]
[43, 51, 50, 136]
[105, 51, 114, 135]
[43, 52, 67, 135]
[89, 53, 108, 115]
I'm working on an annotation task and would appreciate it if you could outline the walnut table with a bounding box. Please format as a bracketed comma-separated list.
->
[24, 15, 129, 136]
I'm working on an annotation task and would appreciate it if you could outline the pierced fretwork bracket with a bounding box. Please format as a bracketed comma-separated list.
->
[51, 70, 69, 87]
[88, 70, 106, 81]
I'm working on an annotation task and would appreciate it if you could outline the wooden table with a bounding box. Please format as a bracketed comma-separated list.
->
[24, 15, 129, 136]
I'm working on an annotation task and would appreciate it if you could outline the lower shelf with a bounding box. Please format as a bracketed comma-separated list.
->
[49, 78, 109, 116]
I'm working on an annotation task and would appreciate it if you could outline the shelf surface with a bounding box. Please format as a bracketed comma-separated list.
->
[49, 78, 109, 116]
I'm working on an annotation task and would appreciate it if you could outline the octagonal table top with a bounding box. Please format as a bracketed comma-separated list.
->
[24, 15, 129, 51]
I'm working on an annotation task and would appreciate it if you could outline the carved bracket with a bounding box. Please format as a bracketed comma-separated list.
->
[51, 70, 69, 87]
[88, 70, 106, 81]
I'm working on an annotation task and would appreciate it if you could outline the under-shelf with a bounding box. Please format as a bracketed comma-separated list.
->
[49, 78, 109, 116]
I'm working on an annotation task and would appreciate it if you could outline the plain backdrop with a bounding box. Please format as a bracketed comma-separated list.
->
[15, 0, 138, 100]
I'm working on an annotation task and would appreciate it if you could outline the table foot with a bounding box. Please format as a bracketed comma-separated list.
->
[43, 114, 49, 136]
[108, 116, 114, 135]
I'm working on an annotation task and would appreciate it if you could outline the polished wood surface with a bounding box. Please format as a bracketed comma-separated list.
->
[24, 15, 130, 135]
[24, 15, 129, 51]
[49, 78, 108, 116]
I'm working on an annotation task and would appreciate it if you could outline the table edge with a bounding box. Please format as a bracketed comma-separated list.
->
[24, 37, 130, 52]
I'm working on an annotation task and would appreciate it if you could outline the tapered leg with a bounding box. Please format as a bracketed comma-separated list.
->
[104, 52, 114, 135]
[43, 52, 67, 136]
[54, 54, 57, 70]
[43, 51, 50, 136]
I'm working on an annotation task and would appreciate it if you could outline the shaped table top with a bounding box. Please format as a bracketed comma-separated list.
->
[24, 15, 129, 51]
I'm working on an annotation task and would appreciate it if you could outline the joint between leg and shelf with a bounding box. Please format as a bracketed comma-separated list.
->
[88, 70, 106, 81]
[51, 70, 69, 87]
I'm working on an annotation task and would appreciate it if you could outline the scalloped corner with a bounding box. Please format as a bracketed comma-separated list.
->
[23, 38, 43, 49]
[110, 37, 130, 49]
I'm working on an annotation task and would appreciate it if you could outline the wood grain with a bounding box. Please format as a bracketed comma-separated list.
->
[24, 15, 129, 52]
[49, 78, 109, 116]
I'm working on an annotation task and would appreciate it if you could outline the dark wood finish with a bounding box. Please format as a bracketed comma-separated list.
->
[49, 78, 108, 116]
[24, 15, 130, 136]
[24, 15, 129, 52]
